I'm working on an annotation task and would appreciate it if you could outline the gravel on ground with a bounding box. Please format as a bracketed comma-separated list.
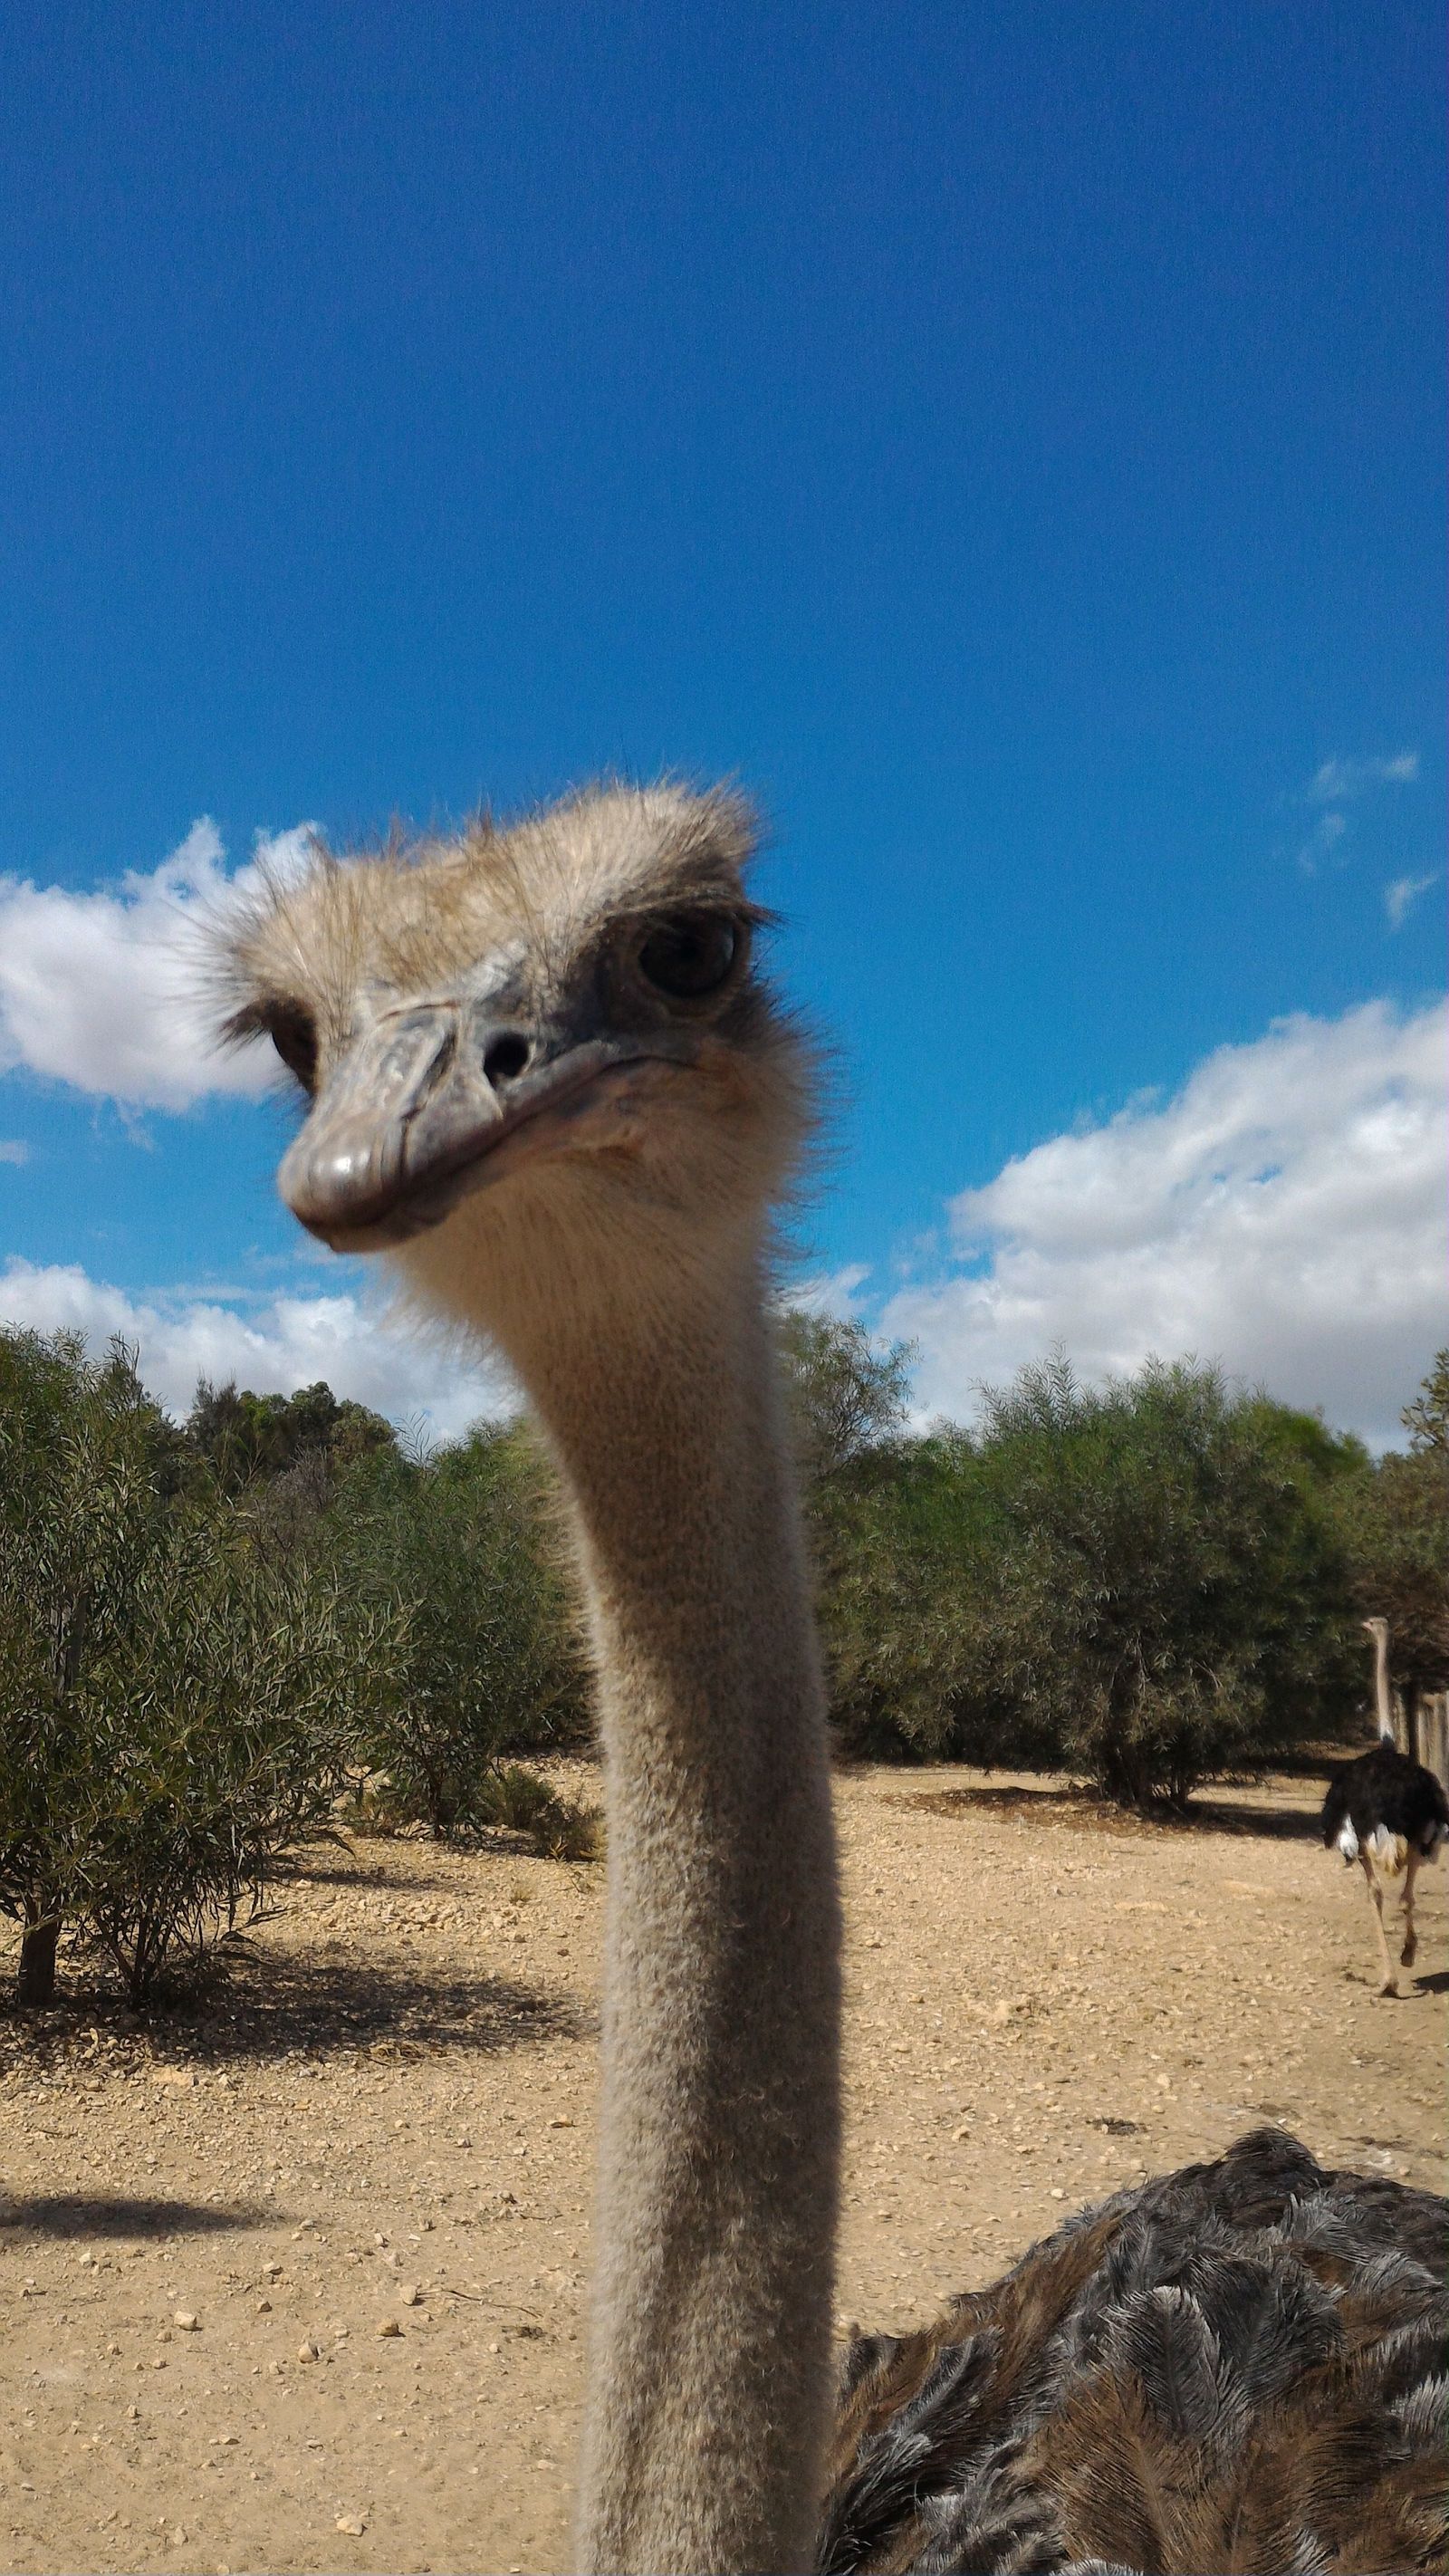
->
[1, 1761, 1443, 2576]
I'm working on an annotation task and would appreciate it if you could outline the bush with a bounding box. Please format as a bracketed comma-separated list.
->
[779, 1310, 912, 1484]
[0, 1330, 390, 2004]
[187, 1376, 397, 1495]
[474, 1764, 602, 1860]
[811, 1433, 1024, 1762]
[331, 1425, 588, 1836]
[963, 1357, 1362, 1804]
[67, 1515, 390, 1999]
[809, 1348, 1364, 1802]
[1329, 1353, 1449, 1701]
[0, 1331, 169, 2000]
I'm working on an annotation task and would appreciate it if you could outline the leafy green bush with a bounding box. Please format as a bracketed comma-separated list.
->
[812, 1435, 1027, 1764]
[964, 1356, 1363, 1804]
[187, 1376, 397, 1495]
[0, 1331, 170, 1999]
[331, 1425, 588, 1836]
[68, 1515, 390, 1999]
[0, 1330, 390, 2004]
[810, 1348, 1364, 1802]
[1328, 1352, 1449, 1701]
[779, 1310, 912, 1483]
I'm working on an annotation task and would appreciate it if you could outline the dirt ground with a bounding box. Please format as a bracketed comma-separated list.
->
[2, 1761, 1444, 2576]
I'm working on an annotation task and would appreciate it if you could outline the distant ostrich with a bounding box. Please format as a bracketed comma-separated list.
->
[215, 785, 1448, 2574]
[1321, 1617, 1449, 1996]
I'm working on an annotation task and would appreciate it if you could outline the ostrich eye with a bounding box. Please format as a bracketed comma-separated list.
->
[266, 1003, 319, 1091]
[636, 912, 740, 1000]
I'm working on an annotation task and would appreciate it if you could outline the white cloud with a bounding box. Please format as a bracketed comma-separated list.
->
[0, 1257, 512, 1446]
[1296, 809, 1349, 875]
[0, 1140, 29, 1166]
[0, 820, 315, 1111]
[878, 999, 1448, 1452]
[1385, 871, 1439, 931]
[1306, 750, 1419, 805]
[1296, 750, 1421, 877]
[791, 1262, 873, 1320]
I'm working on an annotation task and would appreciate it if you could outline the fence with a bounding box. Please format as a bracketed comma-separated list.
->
[1392, 1688, 1449, 1792]
[1419, 1692, 1449, 1793]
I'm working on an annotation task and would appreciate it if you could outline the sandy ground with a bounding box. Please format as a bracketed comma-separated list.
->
[1, 1761, 1444, 2576]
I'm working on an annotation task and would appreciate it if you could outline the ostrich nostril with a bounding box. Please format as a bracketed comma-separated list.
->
[483, 1031, 532, 1088]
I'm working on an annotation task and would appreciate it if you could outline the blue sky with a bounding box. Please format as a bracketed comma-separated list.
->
[0, 2, 1443, 1445]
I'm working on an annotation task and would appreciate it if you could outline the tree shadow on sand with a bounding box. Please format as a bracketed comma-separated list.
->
[273, 1856, 460, 1893]
[197, 1953, 589, 2064]
[898, 1781, 1325, 1845]
[0, 2192, 270, 2241]
[0, 1955, 589, 2072]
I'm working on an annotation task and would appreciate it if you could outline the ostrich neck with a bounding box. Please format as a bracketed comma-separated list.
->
[1373, 1626, 1393, 1739]
[513, 1262, 842, 2576]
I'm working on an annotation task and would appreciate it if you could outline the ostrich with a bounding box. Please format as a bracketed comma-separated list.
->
[1321, 1616, 1449, 1997]
[214, 784, 1448, 2576]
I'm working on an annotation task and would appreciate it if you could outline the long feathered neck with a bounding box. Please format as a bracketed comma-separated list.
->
[503, 1251, 842, 2574]
[1371, 1625, 1394, 1742]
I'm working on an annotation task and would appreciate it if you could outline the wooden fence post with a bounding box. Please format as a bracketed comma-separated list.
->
[1419, 1691, 1449, 1794]
[1391, 1687, 1414, 1759]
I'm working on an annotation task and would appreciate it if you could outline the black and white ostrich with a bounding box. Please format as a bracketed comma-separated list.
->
[1321, 1616, 1449, 1995]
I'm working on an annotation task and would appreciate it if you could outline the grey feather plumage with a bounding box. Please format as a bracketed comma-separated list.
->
[816, 2129, 1448, 2576]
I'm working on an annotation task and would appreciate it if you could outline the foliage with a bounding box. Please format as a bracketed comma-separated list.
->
[0, 1331, 172, 1996]
[783, 1313, 965, 1755]
[1327, 1353, 1449, 1697]
[331, 1425, 588, 1837]
[472, 1763, 603, 1860]
[812, 1349, 1364, 1802]
[1400, 1350, 1449, 1458]
[187, 1376, 397, 1496]
[0, 1330, 389, 2003]
[964, 1357, 1362, 1804]
[779, 1310, 912, 1484]
[3, 1309, 1439, 2003]
[72, 1521, 388, 2001]
[813, 1440, 1025, 1764]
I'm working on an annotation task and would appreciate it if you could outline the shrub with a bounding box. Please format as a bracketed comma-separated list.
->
[809, 1348, 1364, 1800]
[811, 1433, 1028, 1762]
[779, 1310, 912, 1484]
[964, 1356, 1362, 1804]
[0, 1331, 170, 2000]
[67, 1515, 390, 1999]
[0, 1329, 390, 2004]
[475, 1764, 603, 1860]
[332, 1425, 588, 1836]
[187, 1376, 397, 1495]
[1329, 1353, 1449, 1701]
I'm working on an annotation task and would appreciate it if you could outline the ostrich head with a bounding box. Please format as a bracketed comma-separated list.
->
[216, 783, 813, 1353]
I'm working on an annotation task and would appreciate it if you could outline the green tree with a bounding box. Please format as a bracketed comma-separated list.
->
[778, 1311, 912, 1486]
[0, 1332, 171, 1998]
[1400, 1350, 1449, 1458]
[69, 1512, 389, 2000]
[333, 1424, 587, 1835]
[806, 1345, 1363, 1795]
[187, 1377, 396, 1495]
[779, 1311, 969, 1759]
[1330, 1355, 1449, 1701]
[811, 1429, 1029, 1761]
[0, 1330, 389, 2004]
[965, 1355, 1361, 1805]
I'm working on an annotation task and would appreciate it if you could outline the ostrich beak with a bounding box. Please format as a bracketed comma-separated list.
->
[279, 1001, 689, 1249]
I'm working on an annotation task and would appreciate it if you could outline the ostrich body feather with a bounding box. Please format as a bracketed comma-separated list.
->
[816, 2129, 1448, 2576]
